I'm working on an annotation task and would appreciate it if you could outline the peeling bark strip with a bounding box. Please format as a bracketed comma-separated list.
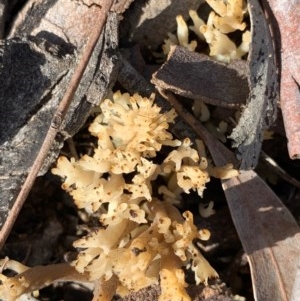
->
[152, 46, 249, 108]
[262, 0, 300, 159]
[0, 0, 116, 250]
[229, 0, 279, 170]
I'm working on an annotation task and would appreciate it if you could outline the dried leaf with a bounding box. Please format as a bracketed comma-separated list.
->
[261, 0, 300, 159]
[229, 0, 279, 169]
[152, 46, 249, 108]
[261, 1, 300, 297]
[162, 92, 300, 301]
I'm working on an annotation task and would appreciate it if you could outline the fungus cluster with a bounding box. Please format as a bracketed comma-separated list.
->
[163, 0, 251, 63]
[0, 92, 238, 301]
[51, 91, 219, 300]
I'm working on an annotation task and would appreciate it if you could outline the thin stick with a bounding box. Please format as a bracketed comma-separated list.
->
[0, 0, 115, 249]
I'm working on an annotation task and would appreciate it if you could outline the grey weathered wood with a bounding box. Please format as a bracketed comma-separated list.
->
[0, 3, 119, 233]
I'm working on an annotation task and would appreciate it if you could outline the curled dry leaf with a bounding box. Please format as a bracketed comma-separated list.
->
[261, 0, 300, 159]
[263, 2, 300, 299]
[229, 0, 279, 169]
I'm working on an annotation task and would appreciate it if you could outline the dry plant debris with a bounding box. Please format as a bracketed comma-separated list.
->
[1, 0, 300, 301]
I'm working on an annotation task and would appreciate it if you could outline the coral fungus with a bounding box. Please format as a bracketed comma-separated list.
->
[0, 92, 239, 301]
[51, 92, 218, 300]
[163, 0, 251, 63]
[52, 91, 222, 300]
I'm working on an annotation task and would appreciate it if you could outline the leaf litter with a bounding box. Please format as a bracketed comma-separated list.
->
[1, 1, 300, 301]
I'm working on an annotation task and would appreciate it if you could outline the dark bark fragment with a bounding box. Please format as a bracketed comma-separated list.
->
[152, 46, 249, 108]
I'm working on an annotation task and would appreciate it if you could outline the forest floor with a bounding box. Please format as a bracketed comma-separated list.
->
[1, 1, 300, 301]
